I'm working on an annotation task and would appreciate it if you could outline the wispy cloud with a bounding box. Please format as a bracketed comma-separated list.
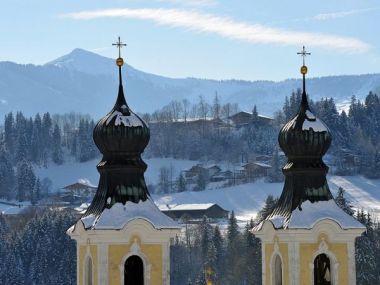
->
[61, 8, 370, 53]
[314, 7, 379, 21]
[157, 0, 217, 7]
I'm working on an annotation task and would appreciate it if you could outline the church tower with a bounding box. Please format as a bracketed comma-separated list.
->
[252, 47, 365, 285]
[67, 38, 181, 285]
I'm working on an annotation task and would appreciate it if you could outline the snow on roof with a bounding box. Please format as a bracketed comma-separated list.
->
[163, 203, 216, 211]
[80, 198, 180, 230]
[74, 203, 90, 213]
[0, 201, 31, 215]
[302, 110, 328, 132]
[269, 216, 286, 229]
[288, 200, 364, 229]
[253, 162, 272, 168]
[268, 200, 365, 229]
[106, 109, 144, 127]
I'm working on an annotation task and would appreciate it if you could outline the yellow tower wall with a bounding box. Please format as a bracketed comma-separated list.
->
[78, 245, 98, 285]
[264, 242, 289, 285]
[299, 240, 348, 285]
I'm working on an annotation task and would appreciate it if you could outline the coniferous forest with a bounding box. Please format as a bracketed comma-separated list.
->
[1, 90, 380, 284]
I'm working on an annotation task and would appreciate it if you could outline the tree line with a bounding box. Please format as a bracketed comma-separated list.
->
[0, 112, 98, 202]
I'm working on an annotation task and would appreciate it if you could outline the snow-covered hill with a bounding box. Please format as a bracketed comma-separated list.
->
[34, 158, 380, 221]
[1, 49, 380, 120]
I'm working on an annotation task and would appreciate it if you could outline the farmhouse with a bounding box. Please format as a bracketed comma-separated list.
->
[161, 203, 229, 221]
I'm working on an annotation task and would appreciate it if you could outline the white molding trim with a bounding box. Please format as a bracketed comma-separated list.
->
[309, 238, 339, 285]
[288, 241, 299, 285]
[269, 239, 284, 285]
[347, 241, 357, 285]
[119, 239, 152, 285]
[262, 241, 266, 285]
[98, 244, 108, 285]
[83, 247, 93, 285]
[253, 219, 364, 243]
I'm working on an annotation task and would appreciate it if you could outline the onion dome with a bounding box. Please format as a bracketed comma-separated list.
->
[93, 65, 150, 160]
[278, 91, 332, 167]
[83, 38, 151, 221]
[263, 47, 334, 228]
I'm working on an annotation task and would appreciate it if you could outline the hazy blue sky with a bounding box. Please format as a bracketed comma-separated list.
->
[0, 0, 378, 80]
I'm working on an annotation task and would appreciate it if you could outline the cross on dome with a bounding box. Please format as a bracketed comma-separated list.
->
[297, 45, 311, 67]
[112, 36, 127, 59]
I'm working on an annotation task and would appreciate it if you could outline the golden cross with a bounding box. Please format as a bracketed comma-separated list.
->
[297, 46, 311, 66]
[112, 36, 127, 58]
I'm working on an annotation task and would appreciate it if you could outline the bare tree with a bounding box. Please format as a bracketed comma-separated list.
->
[212, 92, 221, 120]
[182, 99, 190, 122]
[169, 100, 183, 122]
[197, 95, 210, 121]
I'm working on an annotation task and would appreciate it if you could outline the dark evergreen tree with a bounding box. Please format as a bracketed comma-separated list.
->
[16, 161, 36, 202]
[0, 148, 15, 200]
[335, 187, 354, 216]
[52, 124, 64, 164]
[256, 195, 278, 221]
[177, 173, 186, 192]
[4, 112, 15, 153]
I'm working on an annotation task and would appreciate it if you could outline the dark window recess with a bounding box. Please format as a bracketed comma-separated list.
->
[124, 255, 144, 285]
[314, 253, 331, 285]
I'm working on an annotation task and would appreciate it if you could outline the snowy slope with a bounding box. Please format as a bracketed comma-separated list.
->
[33, 157, 195, 191]
[1, 49, 380, 119]
[34, 158, 380, 221]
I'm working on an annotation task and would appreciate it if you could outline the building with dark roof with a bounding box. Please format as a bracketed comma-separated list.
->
[252, 47, 365, 285]
[67, 38, 180, 285]
[161, 203, 229, 221]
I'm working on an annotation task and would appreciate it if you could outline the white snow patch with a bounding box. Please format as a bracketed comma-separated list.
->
[288, 200, 364, 229]
[154, 179, 283, 222]
[77, 178, 96, 188]
[302, 115, 328, 132]
[269, 215, 286, 228]
[0, 200, 31, 215]
[165, 203, 215, 211]
[305, 110, 316, 120]
[81, 214, 96, 228]
[84, 198, 180, 230]
[106, 110, 143, 127]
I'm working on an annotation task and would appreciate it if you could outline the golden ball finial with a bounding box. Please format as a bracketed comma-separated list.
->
[116, 57, 124, 67]
[300, 65, 308, 75]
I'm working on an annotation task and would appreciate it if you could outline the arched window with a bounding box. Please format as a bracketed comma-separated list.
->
[273, 254, 282, 285]
[314, 253, 331, 285]
[124, 255, 144, 285]
[85, 256, 93, 285]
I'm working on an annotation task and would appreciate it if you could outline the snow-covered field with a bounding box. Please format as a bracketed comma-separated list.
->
[34, 158, 380, 221]
[33, 157, 195, 191]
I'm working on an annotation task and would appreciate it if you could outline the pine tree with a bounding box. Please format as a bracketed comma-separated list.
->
[212, 225, 224, 282]
[4, 112, 15, 153]
[0, 148, 15, 200]
[335, 187, 354, 216]
[256, 195, 278, 221]
[225, 211, 243, 285]
[177, 173, 186, 192]
[252, 105, 258, 123]
[52, 124, 64, 165]
[16, 161, 36, 202]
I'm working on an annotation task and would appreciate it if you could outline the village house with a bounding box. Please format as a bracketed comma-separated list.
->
[160, 203, 229, 221]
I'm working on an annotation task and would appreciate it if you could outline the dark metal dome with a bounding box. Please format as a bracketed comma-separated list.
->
[83, 56, 151, 220]
[264, 62, 334, 227]
[278, 94, 331, 163]
[93, 82, 150, 160]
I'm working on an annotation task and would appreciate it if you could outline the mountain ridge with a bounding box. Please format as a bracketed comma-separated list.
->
[0, 48, 379, 119]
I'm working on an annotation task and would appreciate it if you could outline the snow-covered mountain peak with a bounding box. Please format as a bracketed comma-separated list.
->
[45, 48, 116, 76]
